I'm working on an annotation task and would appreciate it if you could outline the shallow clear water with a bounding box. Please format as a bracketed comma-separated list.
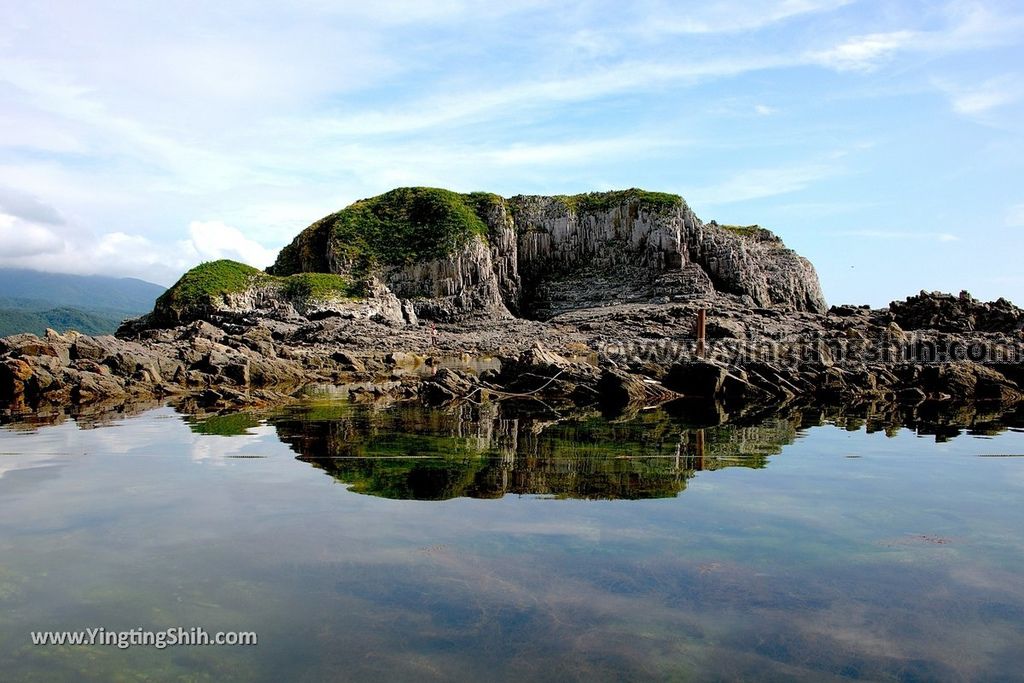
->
[1, 401, 1023, 681]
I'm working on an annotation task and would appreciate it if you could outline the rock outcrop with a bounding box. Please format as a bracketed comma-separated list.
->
[265, 187, 828, 323]
[890, 290, 1023, 333]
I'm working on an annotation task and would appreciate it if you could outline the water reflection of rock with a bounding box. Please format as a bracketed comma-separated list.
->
[269, 403, 800, 500]
[800, 399, 1024, 442]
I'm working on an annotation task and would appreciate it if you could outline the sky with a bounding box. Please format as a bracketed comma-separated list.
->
[0, 0, 1021, 306]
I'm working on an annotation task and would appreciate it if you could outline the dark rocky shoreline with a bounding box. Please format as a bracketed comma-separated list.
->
[1, 289, 1022, 427]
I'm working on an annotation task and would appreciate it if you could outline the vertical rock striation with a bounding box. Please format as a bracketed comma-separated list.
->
[264, 187, 828, 322]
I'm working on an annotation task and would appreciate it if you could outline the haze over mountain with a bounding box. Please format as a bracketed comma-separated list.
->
[0, 268, 165, 336]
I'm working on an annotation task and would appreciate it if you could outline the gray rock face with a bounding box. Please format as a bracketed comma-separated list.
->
[135, 189, 828, 331]
[384, 238, 511, 322]
[347, 192, 828, 321]
[683, 221, 827, 314]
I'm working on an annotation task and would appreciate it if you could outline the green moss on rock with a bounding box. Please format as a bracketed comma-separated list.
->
[555, 189, 684, 214]
[271, 186, 686, 277]
[154, 260, 362, 327]
[156, 260, 269, 311]
[282, 272, 361, 300]
[714, 223, 779, 241]
[273, 187, 493, 276]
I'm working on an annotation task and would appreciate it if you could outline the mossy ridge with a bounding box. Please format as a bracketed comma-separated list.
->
[156, 260, 271, 310]
[282, 272, 361, 299]
[554, 189, 684, 214]
[715, 223, 780, 242]
[271, 187, 686, 276]
[160, 260, 359, 311]
[273, 187, 496, 277]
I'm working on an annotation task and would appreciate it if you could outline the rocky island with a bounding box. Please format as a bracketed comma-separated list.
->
[2, 187, 1022, 423]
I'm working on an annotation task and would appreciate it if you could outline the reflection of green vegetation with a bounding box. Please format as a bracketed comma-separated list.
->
[188, 412, 262, 436]
[0, 564, 25, 602]
[269, 402, 796, 500]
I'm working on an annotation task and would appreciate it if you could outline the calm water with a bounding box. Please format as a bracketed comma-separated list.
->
[1, 399, 1023, 681]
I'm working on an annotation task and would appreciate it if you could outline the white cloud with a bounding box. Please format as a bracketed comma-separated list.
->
[182, 221, 278, 269]
[635, 0, 853, 36]
[810, 3, 1024, 73]
[0, 186, 65, 225]
[302, 55, 794, 139]
[935, 76, 1023, 116]
[754, 104, 777, 116]
[0, 226, 177, 283]
[690, 162, 841, 205]
[810, 31, 917, 71]
[0, 213, 65, 257]
[0, 215, 278, 286]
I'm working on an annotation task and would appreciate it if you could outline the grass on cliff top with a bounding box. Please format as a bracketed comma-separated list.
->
[274, 187, 495, 276]
[271, 187, 687, 276]
[282, 272, 361, 299]
[157, 260, 268, 309]
[718, 224, 761, 236]
[159, 260, 358, 310]
[553, 189, 683, 213]
[715, 223, 779, 241]
[332, 187, 491, 263]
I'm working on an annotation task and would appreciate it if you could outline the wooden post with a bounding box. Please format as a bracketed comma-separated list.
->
[696, 308, 706, 358]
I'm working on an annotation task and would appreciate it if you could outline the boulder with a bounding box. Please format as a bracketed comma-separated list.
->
[421, 368, 476, 404]
[597, 368, 679, 410]
[663, 359, 728, 398]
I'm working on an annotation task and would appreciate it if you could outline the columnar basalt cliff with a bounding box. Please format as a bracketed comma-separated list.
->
[262, 187, 827, 324]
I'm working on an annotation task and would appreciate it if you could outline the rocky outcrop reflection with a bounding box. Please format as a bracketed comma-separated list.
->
[268, 402, 799, 500]
[796, 399, 1024, 442]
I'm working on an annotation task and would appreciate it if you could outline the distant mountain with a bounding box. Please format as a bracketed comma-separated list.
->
[0, 268, 165, 337]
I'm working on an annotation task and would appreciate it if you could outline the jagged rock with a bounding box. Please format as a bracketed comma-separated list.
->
[421, 368, 476, 404]
[178, 320, 225, 342]
[891, 290, 1024, 333]
[597, 368, 680, 409]
[72, 336, 115, 362]
[4, 333, 70, 364]
[707, 318, 745, 339]
[663, 359, 729, 398]
[1, 358, 34, 401]
[73, 371, 126, 403]
[499, 343, 600, 398]
[331, 351, 365, 372]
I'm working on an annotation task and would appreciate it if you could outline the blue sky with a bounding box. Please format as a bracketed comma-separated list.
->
[0, 0, 1021, 306]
